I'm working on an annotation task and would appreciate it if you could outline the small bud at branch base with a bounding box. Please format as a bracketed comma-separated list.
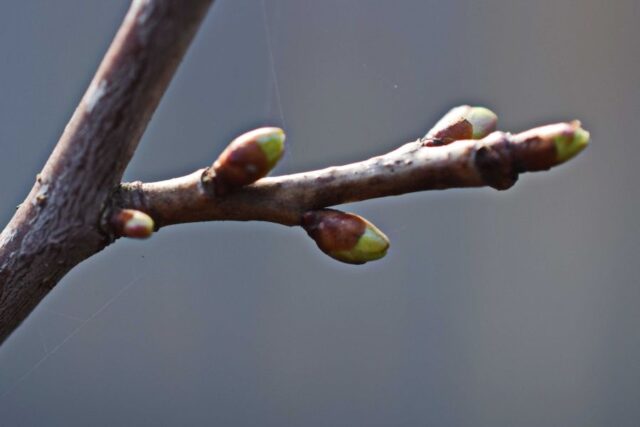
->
[112, 209, 154, 239]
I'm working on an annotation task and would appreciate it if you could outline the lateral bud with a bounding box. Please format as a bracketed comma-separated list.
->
[302, 209, 390, 265]
[425, 105, 498, 146]
[210, 127, 285, 195]
[112, 209, 154, 239]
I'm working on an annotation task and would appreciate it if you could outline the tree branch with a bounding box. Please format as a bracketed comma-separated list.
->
[114, 121, 588, 229]
[0, 1, 588, 345]
[0, 0, 214, 344]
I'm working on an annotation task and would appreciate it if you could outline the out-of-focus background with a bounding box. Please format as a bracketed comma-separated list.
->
[0, 0, 638, 425]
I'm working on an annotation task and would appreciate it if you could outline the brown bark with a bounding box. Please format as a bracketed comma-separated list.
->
[0, 0, 213, 344]
[112, 124, 579, 228]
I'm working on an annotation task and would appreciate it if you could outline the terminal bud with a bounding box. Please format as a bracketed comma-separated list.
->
[511, 121, 589, 171]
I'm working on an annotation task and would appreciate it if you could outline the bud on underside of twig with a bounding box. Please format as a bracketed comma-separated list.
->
[302, 209, 390, 265]
[511, 121, 589, 171]
[425, 105, 498, 146]
[111, 209, 154, 239]
[211, 127, 285, 194]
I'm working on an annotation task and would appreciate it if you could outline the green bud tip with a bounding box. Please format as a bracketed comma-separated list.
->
[255, 127, 286, 169]
[114, 209, 154, 239]
[467, 106, 498, 139]
[333, 223, 390, 264]
[302, 209, 390, 265]
[426, 105, 497, 145]
[554, 121, 589, 164]
[212, 127, 286, 193]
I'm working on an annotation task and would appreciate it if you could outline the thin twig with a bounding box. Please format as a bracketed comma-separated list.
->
[114, 121, 588, 228]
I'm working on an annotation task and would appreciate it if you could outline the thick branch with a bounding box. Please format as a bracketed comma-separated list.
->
[114, 121, 587, 228]
[0, 0, 213, 344]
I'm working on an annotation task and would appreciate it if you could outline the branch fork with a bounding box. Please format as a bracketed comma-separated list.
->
[0, 0, 589, 344]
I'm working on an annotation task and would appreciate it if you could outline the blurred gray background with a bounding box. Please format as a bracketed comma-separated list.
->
[0, 0, 638, 425]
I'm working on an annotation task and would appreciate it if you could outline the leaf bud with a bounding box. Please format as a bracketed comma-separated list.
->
[302, 209, 390, 265]
[212, 127, 285, 194]
[511, 121, 589, 171]
[112, 209, 154, 239]
[425, 105, 498, 146]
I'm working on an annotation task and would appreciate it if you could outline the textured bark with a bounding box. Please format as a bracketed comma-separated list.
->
[0, 0, 213, 344]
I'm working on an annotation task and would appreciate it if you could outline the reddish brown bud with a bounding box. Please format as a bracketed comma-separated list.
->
[211, 127, 285, 194]
[425, 105, 498, 146]
[510, 121, 589, 172]
[302, 209, 390, 265]
[112, 209, 154, 239]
